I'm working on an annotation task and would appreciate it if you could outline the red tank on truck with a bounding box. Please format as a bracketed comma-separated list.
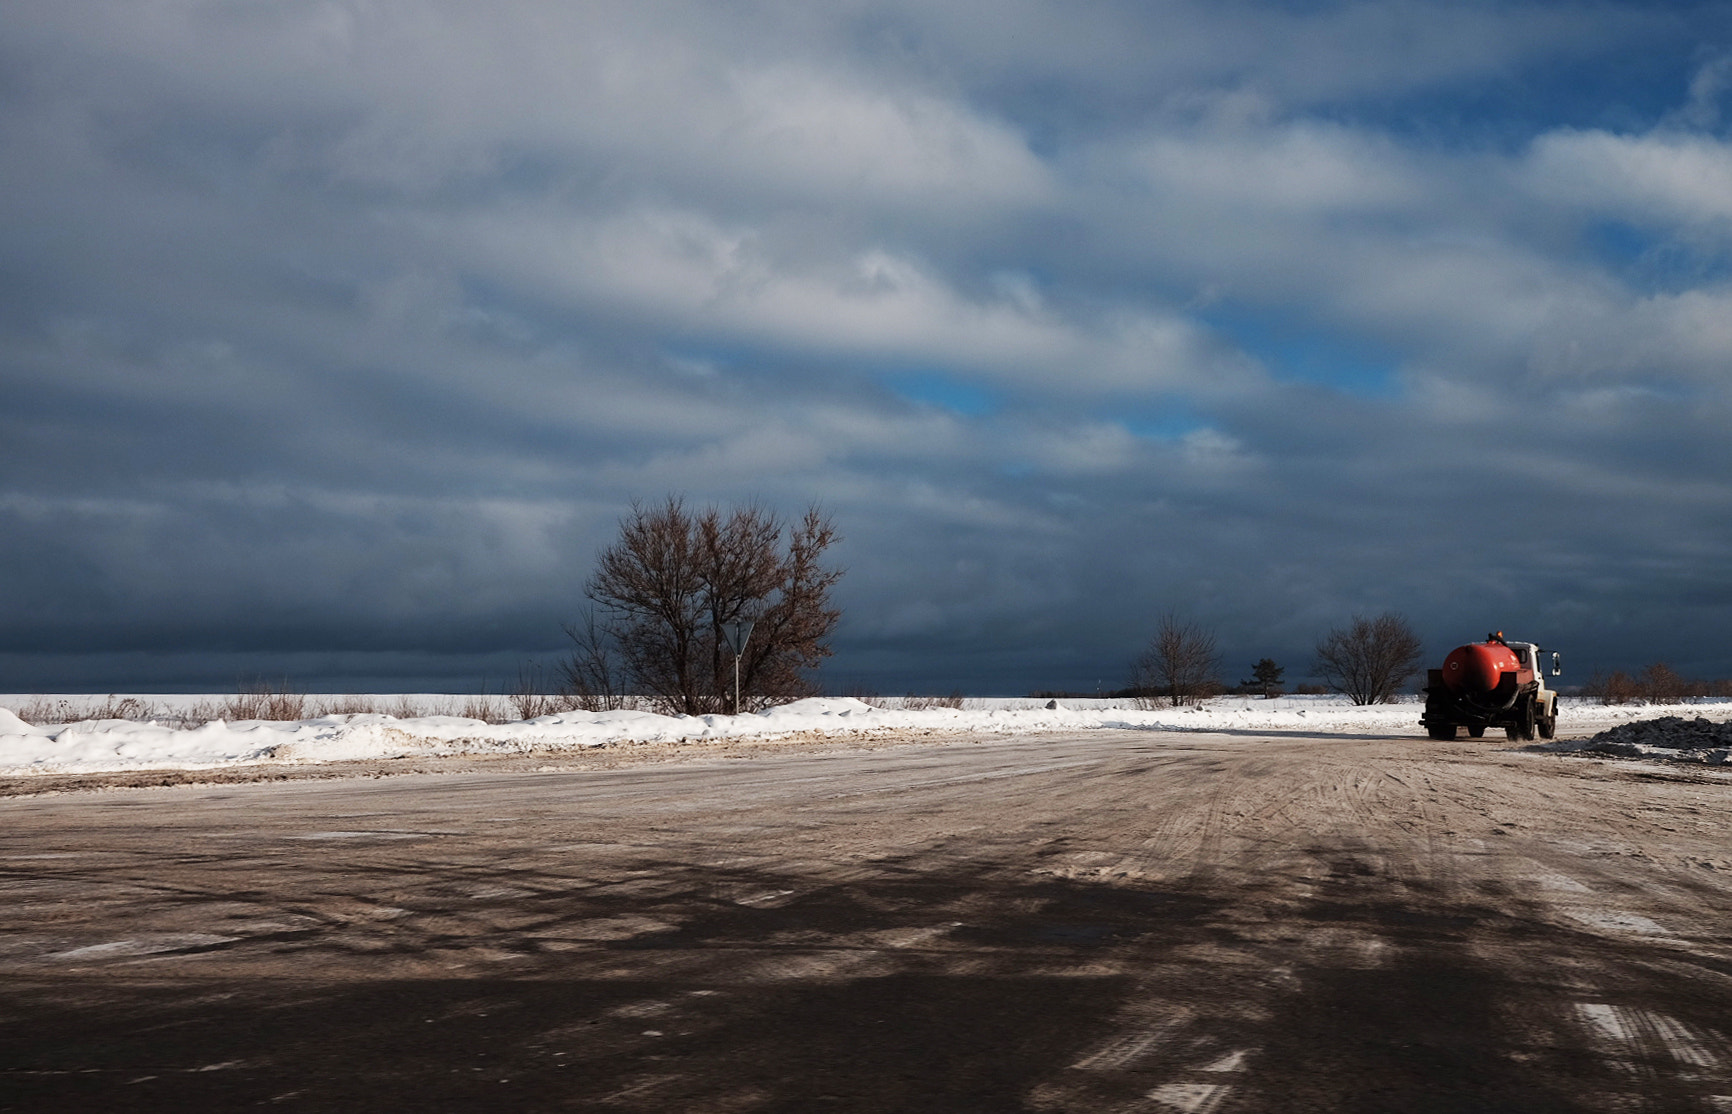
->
[1421, 632, 1562, 741]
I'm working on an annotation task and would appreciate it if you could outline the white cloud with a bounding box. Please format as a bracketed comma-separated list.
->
[1525, 128, 1732, 231]
[717, 64, 1052, 209]
[1011, 421, 1142, 476]
[1115, 119, 1423, 216]
[445, 202, 1256, 396]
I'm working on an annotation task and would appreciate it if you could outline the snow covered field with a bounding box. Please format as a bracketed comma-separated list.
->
[4, 693, 1730, 778]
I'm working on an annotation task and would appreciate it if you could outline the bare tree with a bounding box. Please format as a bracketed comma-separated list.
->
[578, 498, 843, 715]
[733, 507, 843, 705]
[1133, 613, 1223, 707]
[1639, 662, 1687, 703]
[1313, 612, 1424, 705]
[559, 608, 628, 711]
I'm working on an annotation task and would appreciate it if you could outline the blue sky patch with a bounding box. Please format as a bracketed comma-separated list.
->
[1586, 220, 1732, 293]
[1202, 306, 1400, 398]
[887, 372, 1000, 416]
[1115, 404, 1207, 442]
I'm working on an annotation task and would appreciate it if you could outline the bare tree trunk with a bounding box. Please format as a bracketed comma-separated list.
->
[697, 504, 785, 712]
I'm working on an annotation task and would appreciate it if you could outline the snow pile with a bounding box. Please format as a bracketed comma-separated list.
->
[0, 707, 47, 737]
[1539, 715, 1732, 766]
[2, 694, 1730, 777]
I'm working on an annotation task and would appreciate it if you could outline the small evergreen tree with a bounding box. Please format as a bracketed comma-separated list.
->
[1242, 658, 1284, 698]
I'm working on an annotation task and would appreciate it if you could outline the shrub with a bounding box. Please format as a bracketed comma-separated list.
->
[1313, 612, 1423, 705]
[1131, 613, 1223, 708]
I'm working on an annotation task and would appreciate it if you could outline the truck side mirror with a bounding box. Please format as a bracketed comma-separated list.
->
[1551, 651, 1562, 677]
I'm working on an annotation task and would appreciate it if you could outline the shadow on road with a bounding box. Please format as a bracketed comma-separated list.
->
[5, 846, 1729, 1112]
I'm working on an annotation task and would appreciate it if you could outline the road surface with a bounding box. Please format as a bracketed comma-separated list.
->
[3, 729, 1730, 1112]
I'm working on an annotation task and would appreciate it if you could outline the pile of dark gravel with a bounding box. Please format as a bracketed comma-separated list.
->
[1581, 715, 1732, 762]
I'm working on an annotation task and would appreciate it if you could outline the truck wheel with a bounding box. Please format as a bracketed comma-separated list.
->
[1467, 726, 1486, 738]
[1538, 713, 1556, 740]
[1505, 696, 1537, 741]
[1503, 698, 1527, 741]
[1427, 724, 1455, 740]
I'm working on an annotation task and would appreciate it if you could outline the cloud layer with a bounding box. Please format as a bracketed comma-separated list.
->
[4, 1, 1731, 692]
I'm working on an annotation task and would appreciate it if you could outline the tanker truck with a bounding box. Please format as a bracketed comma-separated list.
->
[1420, 632, 1562, 741]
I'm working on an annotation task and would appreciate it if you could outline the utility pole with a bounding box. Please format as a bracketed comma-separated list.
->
[722, 619, 755, 715]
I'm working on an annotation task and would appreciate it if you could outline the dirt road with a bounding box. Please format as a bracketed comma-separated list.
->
[3, 730, 1730, 1112]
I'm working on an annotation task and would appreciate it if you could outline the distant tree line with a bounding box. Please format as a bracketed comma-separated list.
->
[1582, 664, 1732, 704]
[1127, 610, 1425, 707]
[1122, 613, 1732, 710]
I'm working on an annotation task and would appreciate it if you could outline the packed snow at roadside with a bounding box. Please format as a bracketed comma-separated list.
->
[5, 694, 1731, 778]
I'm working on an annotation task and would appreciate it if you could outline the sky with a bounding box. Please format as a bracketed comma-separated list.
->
[4, 1, 1732, 696]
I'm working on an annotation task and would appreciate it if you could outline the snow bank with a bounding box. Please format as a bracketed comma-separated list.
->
[2, 694, 1729, 777]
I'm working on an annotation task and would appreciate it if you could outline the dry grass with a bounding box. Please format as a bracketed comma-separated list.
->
[9, 695, 165, 725]
[221, 683, 309, 722]
[316, 694, 379, 717]
[458, 694, 511, 724]
[509, 691, 577, 720]
[856, 692, 966, 711]
[5, 688, 659, 728]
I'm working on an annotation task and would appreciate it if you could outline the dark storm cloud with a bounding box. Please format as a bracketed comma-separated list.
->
[3, 1, 1731, 694]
